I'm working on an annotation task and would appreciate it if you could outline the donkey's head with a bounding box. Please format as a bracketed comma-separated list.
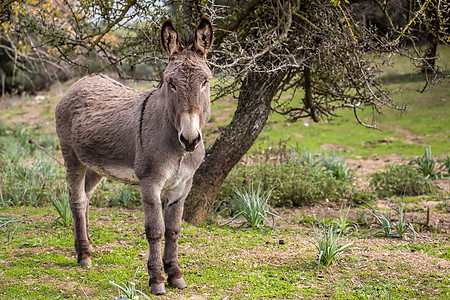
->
[161, 17, 213, 152]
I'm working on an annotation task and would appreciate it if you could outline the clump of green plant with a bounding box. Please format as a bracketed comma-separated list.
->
[217, 145, 359, 209]
[109, 186, 141, 208]
[332, 207, 358, 234]
[409, 146, 443, 179]
[365, 207, 394, 237]
[439, 156, 450, 176]
[364, 204, 418, 239]
[312, 220, 358, 267]
[370, 165, 435, 198]
[0, 119, 7, 136]
[292, 147, 321, 167]
[1, 153, 62, 206]
[322, 152, 352, 181]
[51, 193, 72, 227]
[0, 216, 20, 242]
[224, 184, 283, 230]
[219, 159, 351, 208]
[109, 268, 150, 300]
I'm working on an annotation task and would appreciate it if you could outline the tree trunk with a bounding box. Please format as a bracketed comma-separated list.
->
[183, 70, 286, 225]
[422, 2, 440, 74]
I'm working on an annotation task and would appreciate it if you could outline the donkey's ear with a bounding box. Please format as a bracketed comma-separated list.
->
[161, 20, 180, 56]
[194, 17, 214, 57]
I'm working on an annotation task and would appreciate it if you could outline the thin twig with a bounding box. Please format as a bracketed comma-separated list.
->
[28, 138, 64, 167]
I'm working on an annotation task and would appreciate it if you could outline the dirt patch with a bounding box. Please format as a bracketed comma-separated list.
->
[346, 154, 405, 176]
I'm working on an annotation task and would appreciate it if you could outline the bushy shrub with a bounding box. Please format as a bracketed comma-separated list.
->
[217, 147, 352, 208]
[370, 165, 435, 198]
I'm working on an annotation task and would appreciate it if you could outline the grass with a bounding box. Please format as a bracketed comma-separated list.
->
[253, 46, 450, 158]
[0, 206, 449, 299]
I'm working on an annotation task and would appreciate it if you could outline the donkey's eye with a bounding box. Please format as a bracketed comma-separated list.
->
[169, 82, 177, 91]
[201, 80, 209, 91]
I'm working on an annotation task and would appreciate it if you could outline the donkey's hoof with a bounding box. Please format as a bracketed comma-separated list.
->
[79, 257, 92, 268]
[169, 277, 187, 290]
[151, 283, 166, 295]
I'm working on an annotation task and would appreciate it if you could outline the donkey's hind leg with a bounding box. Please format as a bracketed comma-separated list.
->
[84, 168, 103, 253]
[63, 152, 92, 268]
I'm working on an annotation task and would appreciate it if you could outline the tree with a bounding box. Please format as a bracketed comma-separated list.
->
[0, 0, 167, 94]
[351, 0, 449, 75]
[3, 0, 448, 223]
[178, 0, 449, 224]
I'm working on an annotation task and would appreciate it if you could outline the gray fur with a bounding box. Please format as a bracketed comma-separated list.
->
[55, 18, 213, 294]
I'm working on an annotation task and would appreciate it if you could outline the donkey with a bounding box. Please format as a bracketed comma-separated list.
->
[55, 18, 213, 295]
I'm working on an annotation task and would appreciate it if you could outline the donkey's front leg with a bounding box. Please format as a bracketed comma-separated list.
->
[141, 180, 166, 295]
[163, 187, 189, 290]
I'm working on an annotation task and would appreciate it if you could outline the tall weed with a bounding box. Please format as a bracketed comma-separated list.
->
[322, 152, 352, 181]
[225, 184, 282, 230]
[52, 193, 72, 227]
[409, 146, 443, 179]
[312, 220, 358, 267]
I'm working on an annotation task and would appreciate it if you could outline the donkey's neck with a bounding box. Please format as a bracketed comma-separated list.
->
[139, 88, 183, 155]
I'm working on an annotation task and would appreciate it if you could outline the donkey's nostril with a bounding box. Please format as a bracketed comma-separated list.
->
[194, 133, 201, 144]
[179, 132, 201, 152]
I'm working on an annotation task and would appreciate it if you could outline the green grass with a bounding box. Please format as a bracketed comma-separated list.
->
[0, 206, 449, 299]
[253, 46, 450, 158]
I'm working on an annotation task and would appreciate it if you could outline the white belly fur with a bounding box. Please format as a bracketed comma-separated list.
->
[88, 164, 140, 185]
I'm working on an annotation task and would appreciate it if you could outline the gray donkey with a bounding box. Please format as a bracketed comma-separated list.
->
[55, 18, 213, 295]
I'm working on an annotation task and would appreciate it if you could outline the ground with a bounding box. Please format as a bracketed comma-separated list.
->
[0, 205, 449, 299]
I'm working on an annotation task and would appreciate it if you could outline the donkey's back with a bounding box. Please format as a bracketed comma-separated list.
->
[56, 74, 151, 184]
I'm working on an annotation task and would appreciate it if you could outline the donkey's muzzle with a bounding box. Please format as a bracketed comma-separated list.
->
[179, 132, 201, 152]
